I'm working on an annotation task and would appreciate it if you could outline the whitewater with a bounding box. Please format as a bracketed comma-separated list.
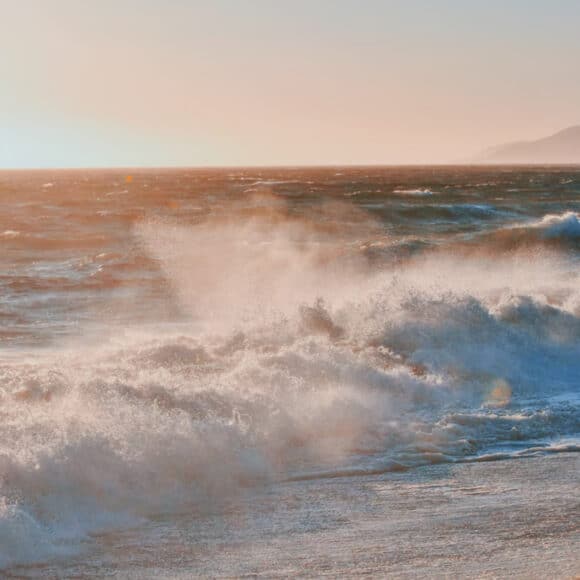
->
[0, 167, 578, 576]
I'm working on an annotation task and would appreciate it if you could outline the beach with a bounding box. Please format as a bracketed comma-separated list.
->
[14, 453, 578, 578]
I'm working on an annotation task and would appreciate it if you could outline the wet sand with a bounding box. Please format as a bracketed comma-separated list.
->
[16, 452, 579, 579]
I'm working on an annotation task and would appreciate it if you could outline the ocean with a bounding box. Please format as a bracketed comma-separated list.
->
[1, 166, 579, 577]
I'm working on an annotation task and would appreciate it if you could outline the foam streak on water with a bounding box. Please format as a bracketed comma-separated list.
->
[0, 167, 579, 570]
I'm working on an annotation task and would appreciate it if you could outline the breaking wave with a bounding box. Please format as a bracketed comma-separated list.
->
[529, 211, 580, 239]
[393, 188, 436, 196]
[450, 211, 580, 256]
[1, 200, 579, 569]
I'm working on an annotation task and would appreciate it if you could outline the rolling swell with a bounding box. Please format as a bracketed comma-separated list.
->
[478, 211, 580, 252]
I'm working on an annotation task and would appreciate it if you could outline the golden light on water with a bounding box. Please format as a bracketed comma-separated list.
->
[486, 379, 512, 408]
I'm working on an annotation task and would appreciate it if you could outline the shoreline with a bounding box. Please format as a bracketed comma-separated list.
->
[15, 452, 579, 579]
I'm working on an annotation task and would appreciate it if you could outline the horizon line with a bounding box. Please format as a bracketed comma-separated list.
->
[2, 161, 580, 172]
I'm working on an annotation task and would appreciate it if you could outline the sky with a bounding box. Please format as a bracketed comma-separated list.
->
[1, 0, 579, 168]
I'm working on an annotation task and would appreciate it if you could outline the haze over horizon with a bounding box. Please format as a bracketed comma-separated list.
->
[1, 0, 580, 169]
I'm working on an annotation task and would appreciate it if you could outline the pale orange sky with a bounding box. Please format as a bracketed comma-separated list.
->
[1, 0, 579, 167]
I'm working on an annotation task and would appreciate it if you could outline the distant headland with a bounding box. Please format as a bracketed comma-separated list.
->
[475, 125, 580, 164]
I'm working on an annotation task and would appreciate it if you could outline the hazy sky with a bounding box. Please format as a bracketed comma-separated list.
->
[1, 0, 579, 168]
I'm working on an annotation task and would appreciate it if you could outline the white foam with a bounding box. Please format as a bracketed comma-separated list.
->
[1, 230, 20, 238]
[1, 204, 579, 569]
[393, 188, 435, 196]
[510, 211, 580, 240]
[536, 211, 580, 239]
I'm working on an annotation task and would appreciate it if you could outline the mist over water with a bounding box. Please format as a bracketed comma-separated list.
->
[0, 167, 579, 570]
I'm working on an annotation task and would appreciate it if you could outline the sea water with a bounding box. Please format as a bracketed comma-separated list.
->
[0, 167, 578, 575]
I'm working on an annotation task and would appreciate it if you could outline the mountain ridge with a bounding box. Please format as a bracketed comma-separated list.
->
[475, 125, 580, 164]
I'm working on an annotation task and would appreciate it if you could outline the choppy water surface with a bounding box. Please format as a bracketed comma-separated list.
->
[0, 166, 579, 571]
